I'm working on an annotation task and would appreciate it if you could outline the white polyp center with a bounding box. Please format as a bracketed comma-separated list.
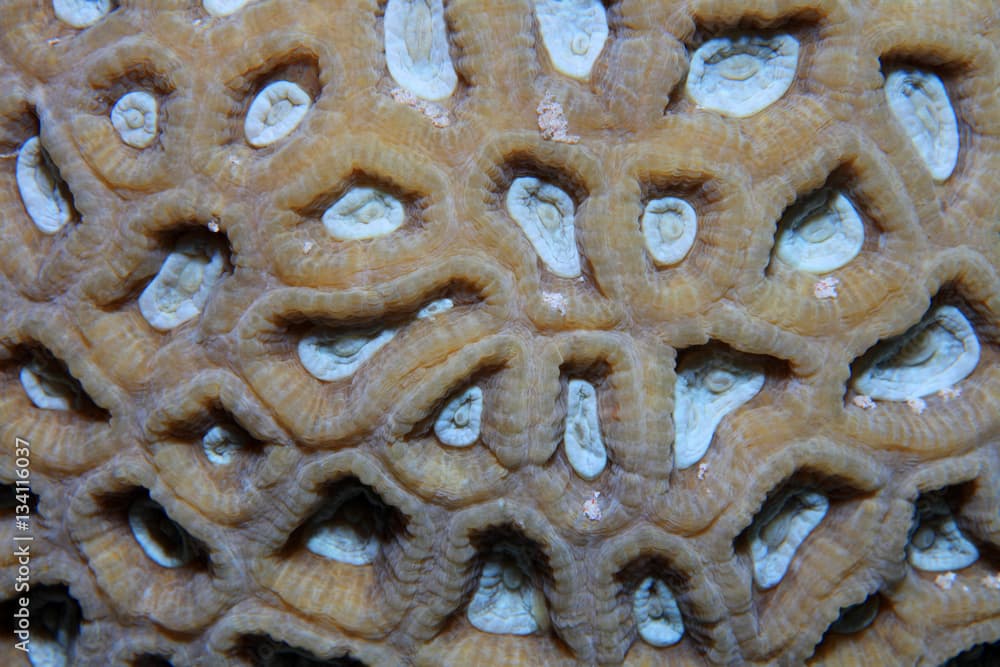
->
[29, 592, 79, 667]
[52, 0, 112, 28]
[138, 233, 227, 331]
[641, 196, 697, 266]
[852, 305, 979, 401]
[749, 489, 828, 589]
[304, 493, 380, 565]
[416, 298, 454, 319]
[128, 496, 195, 569]
[468, 553, 544, 635]
[633, 577, 684, 647]
[322, 187, 406, 240]
[563, 378, 606, 480]
[202, 425, 247, 465]
[885, 69, 959, 182]
[434, 385, 483, 447]
[298, 326, 396, 382]
[244, 80, 311, 147]
[20, 360, 79, 411]
[203, 0, 250, 18]
[384, 0, 458, 101]
[686, 34, 799, 117]
[506, 176, 580, 278]
[110, 91, 158, 149]
[774, 189, 864, 274]
[673, 351, 764, 469]
[16, 136, 72, 235]
[907, 495, 978, 572]
[533, 0, 608, 80]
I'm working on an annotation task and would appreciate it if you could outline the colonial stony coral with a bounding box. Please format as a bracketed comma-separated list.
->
[0, 1, 998, 666]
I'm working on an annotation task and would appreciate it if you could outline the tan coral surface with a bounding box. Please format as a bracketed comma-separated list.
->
[0, 1, 999, 666]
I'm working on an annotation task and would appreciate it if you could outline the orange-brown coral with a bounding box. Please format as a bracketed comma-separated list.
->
[0, 1, 998, 665]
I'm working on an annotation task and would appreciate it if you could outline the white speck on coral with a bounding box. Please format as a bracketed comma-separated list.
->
[934, 571, 957, 590]
[852, 395, 876, 410]
[207, 221, 220, 233]
[583, 491, 602, 521]
[906, 397, 927, 414]
[982, 573, 1000, 590]
[302, 240, 314, 254]
[542, 291, 567, 315]
[697, 462, 709, 480]
[813, 276, 840, 299]
[390, 87, 451, 127]
[536, 94, 579, 144]
[938, 386, 961, 400]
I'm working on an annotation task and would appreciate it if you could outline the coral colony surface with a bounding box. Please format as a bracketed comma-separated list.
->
[1, 0, 999, 665]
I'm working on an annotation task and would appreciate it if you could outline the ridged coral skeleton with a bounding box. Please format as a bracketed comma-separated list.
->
[0, 1, 998, 666]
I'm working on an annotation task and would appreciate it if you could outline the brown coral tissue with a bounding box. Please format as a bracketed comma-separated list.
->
[1, 0, 999, 665]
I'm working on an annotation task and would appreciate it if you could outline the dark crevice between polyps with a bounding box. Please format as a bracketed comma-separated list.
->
[283, 477, 405, 568]
[237, 634, 368, 666]
[0, 584, 82, 665]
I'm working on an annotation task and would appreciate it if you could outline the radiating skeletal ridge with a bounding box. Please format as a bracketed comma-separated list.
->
[385, 0, 458, 101]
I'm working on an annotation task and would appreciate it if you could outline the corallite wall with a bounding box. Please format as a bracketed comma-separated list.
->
[0, 1, 998, 665]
